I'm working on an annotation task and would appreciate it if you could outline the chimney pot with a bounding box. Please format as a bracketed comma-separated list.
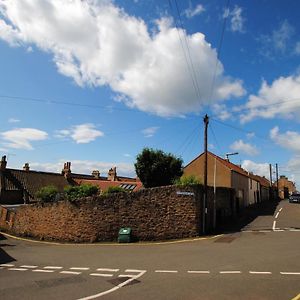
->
[0, 155, 7, 171]
[23, 163, 30, 171]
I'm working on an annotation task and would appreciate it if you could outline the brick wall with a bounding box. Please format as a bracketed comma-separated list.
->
[1, 185, 233, 243]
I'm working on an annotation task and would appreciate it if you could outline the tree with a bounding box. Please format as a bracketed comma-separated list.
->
[174, 175, 201, 186]
[135, 148, 183, 188]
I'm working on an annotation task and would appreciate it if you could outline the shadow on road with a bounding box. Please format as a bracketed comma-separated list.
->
[217, 200, 280, 233]
[0, 233, 16, 264]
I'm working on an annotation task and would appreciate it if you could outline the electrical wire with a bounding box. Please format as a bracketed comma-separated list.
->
[167, 0, 201, 101]
[208, 0, 230, 105]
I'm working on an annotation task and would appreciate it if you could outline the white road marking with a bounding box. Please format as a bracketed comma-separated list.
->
[125, 269, 146, 273]
[249, 271, 272, 274]
[118, 274, 135, 278]
[272, 221, 276, 230]
[96, 268, 119, 272]
[0, 264, 14, 267]
[60, 271, 82, 275]
[289, 229, 300, 232]
[273, 229, 284, 232]
[279, 208, 283, 212]
[188, 271, 210, 274]
[90, 273, 113, 277]
[9, 268, 28, 271]
[275, 212, 280, 219]
[220, 271, 241, 274]
[44, 266, 63, 270]
[70, 267, 90, 271]
[77, 270, 146, 300]
[259, 230, 272, 233]
[280, 272, 300, 275]
[33, 269, 54, 273]
[20, 265, 38, 269]
[155, 270, 178, 273]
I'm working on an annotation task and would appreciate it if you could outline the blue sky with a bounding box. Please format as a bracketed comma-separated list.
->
[0, 0, 300, 188]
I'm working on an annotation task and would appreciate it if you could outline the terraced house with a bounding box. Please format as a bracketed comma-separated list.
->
[0, 156, 142, 205]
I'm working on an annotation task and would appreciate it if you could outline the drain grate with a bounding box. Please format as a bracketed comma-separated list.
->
[108, 277, 140, 287]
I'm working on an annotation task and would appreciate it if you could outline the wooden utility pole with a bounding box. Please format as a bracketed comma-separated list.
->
[269, 164, 273, 200]
[276, 163, 279, 200]
[203, 114, 209, 234]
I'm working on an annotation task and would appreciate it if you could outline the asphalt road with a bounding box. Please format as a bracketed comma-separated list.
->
[0, 200, 300, 300]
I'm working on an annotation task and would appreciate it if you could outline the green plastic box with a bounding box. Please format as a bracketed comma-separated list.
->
[118, 227, 132, 243]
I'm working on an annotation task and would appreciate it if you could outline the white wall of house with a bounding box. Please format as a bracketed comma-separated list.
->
[248, 177, 260, 205]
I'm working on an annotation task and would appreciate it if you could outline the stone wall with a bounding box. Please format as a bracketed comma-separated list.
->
[0, 185, 234, 243]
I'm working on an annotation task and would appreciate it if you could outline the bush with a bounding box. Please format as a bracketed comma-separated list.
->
[64, 184, 99, 200]
[102, 186, 126, 196]
[174, 175, 201, 186]
[36, 185, 58, 202]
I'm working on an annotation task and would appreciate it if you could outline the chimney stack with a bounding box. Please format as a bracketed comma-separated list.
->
[62, 162, 71, 178]
[108, 167, 117, 181]
[92, 170, 100, 179]
[0, 156, 7, 171]
[23, 163, 30, 171]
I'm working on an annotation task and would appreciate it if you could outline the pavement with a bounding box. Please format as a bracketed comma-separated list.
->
[0, 199, 300, 299]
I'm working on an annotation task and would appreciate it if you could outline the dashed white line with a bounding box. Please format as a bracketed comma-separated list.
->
[272, 221, 276, 231]
[220, 271, 242, 274]
[44, 266, 63, 270]
[60, 271, 82, 275]
[70, 267, 90, 271]
[289, 229, 300, 232]
[280, 272, 300, 275]
[155, 270, 178, 273]
[9, 268, 28, 271]
[90, 273, 113, 277]
[96, 268, 119, 272]
[33, 269, 54, 273]
[0, 264, 14, 267]
[249, 271, 272, 275]
[279, 208, 283, 212]
[275, 212, 280, 219]
[188, 270, 210, 274]
[20, 265, 38, 269]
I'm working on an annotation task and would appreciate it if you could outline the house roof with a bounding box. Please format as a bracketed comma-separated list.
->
[1, 168, 70, 200]
[73, 178, 143, 192]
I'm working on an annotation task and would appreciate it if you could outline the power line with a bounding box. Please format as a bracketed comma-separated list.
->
[209, 122, 224, 155]
[0, 94, 140, 113]
[210, 117, 268, 140]
[167, 0, 201, 102]
[208, 0, 230, 105]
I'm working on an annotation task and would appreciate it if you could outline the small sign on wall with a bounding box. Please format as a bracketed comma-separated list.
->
[176, 191, 194, 196]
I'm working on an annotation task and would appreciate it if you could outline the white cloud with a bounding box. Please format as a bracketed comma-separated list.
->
[246, 132, 255, 139]
[0, 0, 245, 117]
[270, 126, 300, 152]
[184, 3, 205, 19]
[8, 118, 20, 123]
[142, 126, 159, 138]
[226, 5, 245, 33]
[56, 123, 104, 144]
[1, 128, 48, 150]
[240, 74, 300, 123]
[287, 156, 300, 189]
[242, 160, 270, 179]
[212, 103, 231, 120]
[30, 159, 135, 177]
[230, 139, 259, 156]
[258, 20, 294, 58]
[295, 42, 300, 55]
